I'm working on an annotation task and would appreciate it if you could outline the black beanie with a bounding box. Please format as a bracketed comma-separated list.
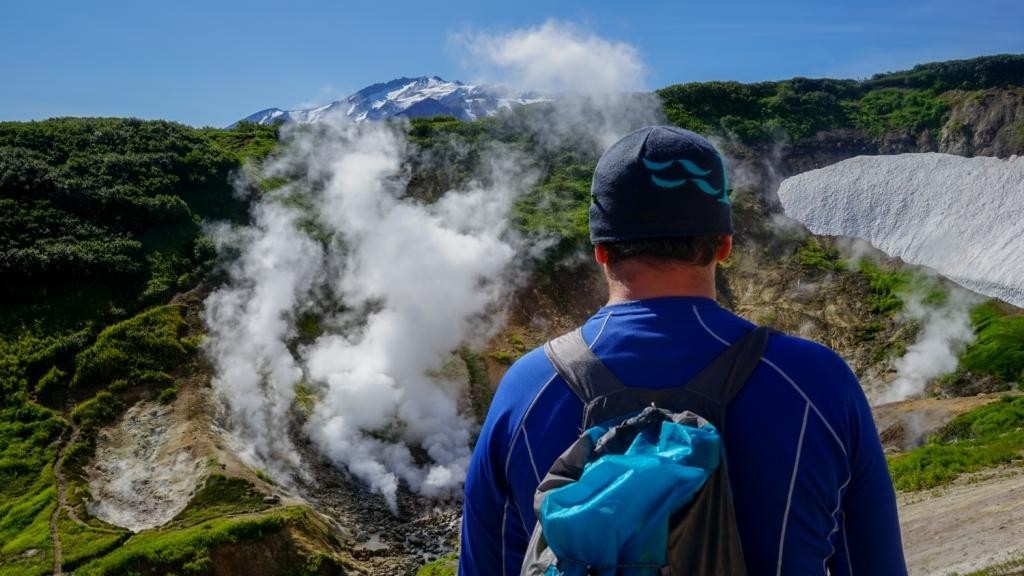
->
[589, 126, 732, 243]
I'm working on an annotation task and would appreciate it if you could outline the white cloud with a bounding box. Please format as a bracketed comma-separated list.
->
[453, 20, 647, 94]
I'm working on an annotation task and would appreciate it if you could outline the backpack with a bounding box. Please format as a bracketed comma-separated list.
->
[519, 326, 770, 576]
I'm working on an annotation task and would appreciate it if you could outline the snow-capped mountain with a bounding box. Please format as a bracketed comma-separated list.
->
[238, 76, 545, 126]
[777, 153, 1024, 307]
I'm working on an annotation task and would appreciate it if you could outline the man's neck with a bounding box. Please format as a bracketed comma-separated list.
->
[604, 262, 717, 305]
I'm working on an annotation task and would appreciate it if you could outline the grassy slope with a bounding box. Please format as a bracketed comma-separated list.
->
[72, 475, 348, 576]
[889, 396, 1024, 491]
[0, 119, 285, 574]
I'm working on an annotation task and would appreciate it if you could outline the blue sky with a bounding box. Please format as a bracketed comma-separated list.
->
[2, 0, 1021, 127]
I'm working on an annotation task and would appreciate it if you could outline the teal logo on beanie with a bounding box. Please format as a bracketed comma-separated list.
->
[642, 156, 730, 205]
[588, 126, 734, 242]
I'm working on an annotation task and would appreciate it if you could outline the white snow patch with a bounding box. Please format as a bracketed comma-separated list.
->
[778, 153, 1024, 307]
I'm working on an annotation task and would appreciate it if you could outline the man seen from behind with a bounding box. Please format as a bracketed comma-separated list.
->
[459, 126, 907, 575]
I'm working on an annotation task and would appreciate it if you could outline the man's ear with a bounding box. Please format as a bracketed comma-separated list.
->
[716, 235, 733, 262]
[594, 243, 610, 265]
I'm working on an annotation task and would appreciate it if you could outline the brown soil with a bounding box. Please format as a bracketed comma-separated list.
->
[869, 393, 1024, 574]
[874, 393, 1020, 452]
[49, 421, 79, 576]
[900, 465, 1024, 575]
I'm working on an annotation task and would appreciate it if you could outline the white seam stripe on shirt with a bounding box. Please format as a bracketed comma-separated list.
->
[777, 401, 811, 576]
[522, 428, 541, 483]
[692, 305, 847, 456]
[504, 311, 612, 479]
[692, 304, 730, 346]
[591, 311, 613, 349]
[505, 373, 557, 479]
[501, 499, 509, 576]
[823, 475, 852, 573]
[843, 511, 853, 575]
[762, 356, 847, 456]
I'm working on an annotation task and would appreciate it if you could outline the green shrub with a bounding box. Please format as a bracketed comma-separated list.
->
[858, 260, 911, 314]
[0, 118, 241, 288]
[865, 54, 1024, 92]
[796, 238, 845, 271]
[58, 515, 129, 571]
[657, 56, 1022, 145]
[846, 88, 948, 136]
[74, 510, 291, 576]
[200, 122, 279, 163]
[170, 474, 268, 527]
[0, 476, 55, 576]
[0, 402, 64, 501]
[34, 366, 67, 396]
[888, 432, 1024, 491]
[418, 553, 458, 576]
[157, 386, 178, 404]
[295, 312, 323, 343]
[889, 396, 1024, 490]
[513, 152, 594, 262]
[72, 506, 340, 576]
[72, 305, 187, 389]
[961, 302, 1024, 383]
[71, 391, 124, 430]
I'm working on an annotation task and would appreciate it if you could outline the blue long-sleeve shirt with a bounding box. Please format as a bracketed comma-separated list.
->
[460, 296, 906, 575]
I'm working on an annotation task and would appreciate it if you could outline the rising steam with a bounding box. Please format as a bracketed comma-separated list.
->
[876, 281, 980, 404]
[205, 120, 532, 510]
[454, 20, 662, 151]
[204, 23, 660, 510]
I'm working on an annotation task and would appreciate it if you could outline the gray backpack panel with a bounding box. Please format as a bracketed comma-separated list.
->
[520, 327, 769, 576]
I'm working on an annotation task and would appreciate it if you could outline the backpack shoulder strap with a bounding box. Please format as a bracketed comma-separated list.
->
[544, 325, 771, 427]
[543, 327, 627, 404]
[684, 326, 771, 426]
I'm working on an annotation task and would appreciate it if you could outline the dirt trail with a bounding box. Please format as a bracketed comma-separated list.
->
[900, 465, 1024, 575]
[49, 422, 80, 576]
[876, 393, 1024, 574]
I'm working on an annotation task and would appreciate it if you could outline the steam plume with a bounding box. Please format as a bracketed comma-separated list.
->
[204, 23, 660, 510]
[875, 283, 979, 404]
[454, 20, 662, 151]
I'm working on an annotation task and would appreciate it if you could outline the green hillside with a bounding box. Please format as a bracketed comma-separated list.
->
[658, 53, 1024, 144]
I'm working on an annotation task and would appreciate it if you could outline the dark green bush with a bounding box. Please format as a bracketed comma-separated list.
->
[846, 88, 948, 136]
[866, 54, 1024, 92]
[70, 391, 124, 430]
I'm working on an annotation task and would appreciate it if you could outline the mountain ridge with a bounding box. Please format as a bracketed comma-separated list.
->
[236, 75, 545, 126]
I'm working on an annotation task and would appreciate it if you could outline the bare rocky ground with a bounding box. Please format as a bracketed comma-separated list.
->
[872, 394, 1024, 575]
[900, 465, 1024, 575]
[83, 366, 457, 574]
[86, 399, 207, 531]
[291, 437, 462, 575]
[80, 287, 455, 573]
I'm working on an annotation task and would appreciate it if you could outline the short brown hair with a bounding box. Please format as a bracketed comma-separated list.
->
[601, 236, 725, 267]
